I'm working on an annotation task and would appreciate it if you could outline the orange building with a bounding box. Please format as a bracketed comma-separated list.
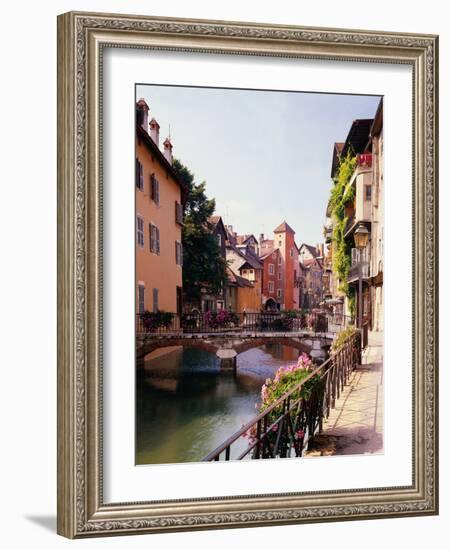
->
[260, 248, 282, 311]
[273, 221, 299, 310]
[226, 235, 263, 313]
[226, 267, 260, 313]
[135, 99, 185, 315]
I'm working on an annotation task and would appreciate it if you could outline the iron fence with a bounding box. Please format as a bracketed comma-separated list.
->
[136, 311, 329, 335]
[135, 312, 181, 334]
[202, 331, 361, 461]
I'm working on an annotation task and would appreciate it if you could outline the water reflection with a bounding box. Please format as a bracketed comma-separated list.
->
[136, 344, 301, 465]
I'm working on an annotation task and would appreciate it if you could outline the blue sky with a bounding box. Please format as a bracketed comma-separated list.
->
[136, 84, 381, 246]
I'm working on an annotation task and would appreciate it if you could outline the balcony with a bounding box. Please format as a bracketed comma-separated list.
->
[323, 221, 333, 243]
[348, 261, 369, 283]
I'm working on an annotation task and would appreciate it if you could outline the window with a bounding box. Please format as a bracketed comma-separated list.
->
[217, 233, 222, 247]
[175, 201, 183, 224]
[149, 223, 160, 255]
[268, 263, 275, 275]
[135, 159, 143, 190]
[290, 248, 294, 257]
[278, 256, 282, 265]
[136, 216, 144, 248]
[277, 272, 282, 280]
[365, 184, 372, 201]
[175, 241, 183, 266]
[138, 284, 145, 314]
[152, 288, 159, 313]
[268, 281, 274, 293]
[150, 173, 160, 205]
[277, 289, 282, 298]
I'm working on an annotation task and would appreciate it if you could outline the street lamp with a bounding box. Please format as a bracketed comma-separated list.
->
[354, 223, 369, 330]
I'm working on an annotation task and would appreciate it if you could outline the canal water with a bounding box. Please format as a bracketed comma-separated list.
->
[136, 344, 300, 465]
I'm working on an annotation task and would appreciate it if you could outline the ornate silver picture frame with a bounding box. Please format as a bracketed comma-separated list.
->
[57, 11, 438, 538]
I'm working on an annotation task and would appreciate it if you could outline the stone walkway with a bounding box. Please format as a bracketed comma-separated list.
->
[306, 331, 383, 457]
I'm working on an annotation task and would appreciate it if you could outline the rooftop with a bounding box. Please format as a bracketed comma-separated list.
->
[274, 221, 295, 234]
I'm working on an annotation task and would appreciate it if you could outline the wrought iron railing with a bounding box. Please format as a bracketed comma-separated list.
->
[348, 261, 369, 282]
[135, 312, 181, 334]
[325, 313, 354, 332]
[136, 311, 329, 335]
[202, 331, 361, 461]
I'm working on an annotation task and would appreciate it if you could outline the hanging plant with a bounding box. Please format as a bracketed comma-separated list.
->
[328, 152, 357, 308]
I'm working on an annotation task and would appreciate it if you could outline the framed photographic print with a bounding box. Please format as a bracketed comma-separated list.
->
[57, 11, 439, 538]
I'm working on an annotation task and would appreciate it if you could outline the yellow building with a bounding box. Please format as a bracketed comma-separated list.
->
[226, 267, 261, 314]
[135, 99, 185, 315]
[226, 240, 263, 312]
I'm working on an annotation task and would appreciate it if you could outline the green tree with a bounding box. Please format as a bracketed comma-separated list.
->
[328, 152, 357, 313]
[173, 159, 228, 302]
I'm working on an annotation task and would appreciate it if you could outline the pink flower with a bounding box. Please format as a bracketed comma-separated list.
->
[271, 424, 279, 432]
[295, 429, 305, 439]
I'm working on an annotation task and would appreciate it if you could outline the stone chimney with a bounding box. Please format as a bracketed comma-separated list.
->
[259, 233, 264, 245]
[136, 98, 149, 132]
[149, 118, 160, 147]
[163, 137, 173, 164]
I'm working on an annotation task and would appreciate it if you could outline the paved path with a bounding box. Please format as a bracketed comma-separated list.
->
[306, 331, 384, 457]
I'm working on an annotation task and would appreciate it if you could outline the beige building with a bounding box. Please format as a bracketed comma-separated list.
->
[326, 101, 384, 332]
[135, 99, 185, 315]
[369, 100, 384, 332]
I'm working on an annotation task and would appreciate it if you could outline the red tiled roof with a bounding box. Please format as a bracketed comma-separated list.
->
[300, 243, 319, 258]
[274, 221, 295, 234]
[226, 267, 253, 288]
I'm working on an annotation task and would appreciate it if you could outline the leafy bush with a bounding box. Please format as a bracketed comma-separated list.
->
[139, 310, 175, 332]
[203, 309, 239, 329]
[328, 152, 357, 306]
[331, 327, 360, 353]
[271, 316, 294, 331]
[283, 310, 300, 319]
[245, 354, 324, 455]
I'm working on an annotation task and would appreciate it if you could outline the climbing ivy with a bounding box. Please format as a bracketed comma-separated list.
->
[328, 152, 357, 312]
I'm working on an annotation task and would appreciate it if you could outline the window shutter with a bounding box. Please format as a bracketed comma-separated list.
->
[175, 201, 183, 224]
[156, 227, 160, 255]
[137, 217, 144, 247]
[156, 180, 160, 205]
[136, 160, 143, 189]
[138, 285, 145, 313]
[180, 242, 183, 266]
[151, 174, 155, 201]
[150, 223, 157, 253]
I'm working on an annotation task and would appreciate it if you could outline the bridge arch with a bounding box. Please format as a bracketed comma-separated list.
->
[136, 334, 328, 369]
[233, 337, 311, 356]
[137, 337, 220, 366]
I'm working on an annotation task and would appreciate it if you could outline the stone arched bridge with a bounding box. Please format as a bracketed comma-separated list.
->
[136, 331, 334, 369]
